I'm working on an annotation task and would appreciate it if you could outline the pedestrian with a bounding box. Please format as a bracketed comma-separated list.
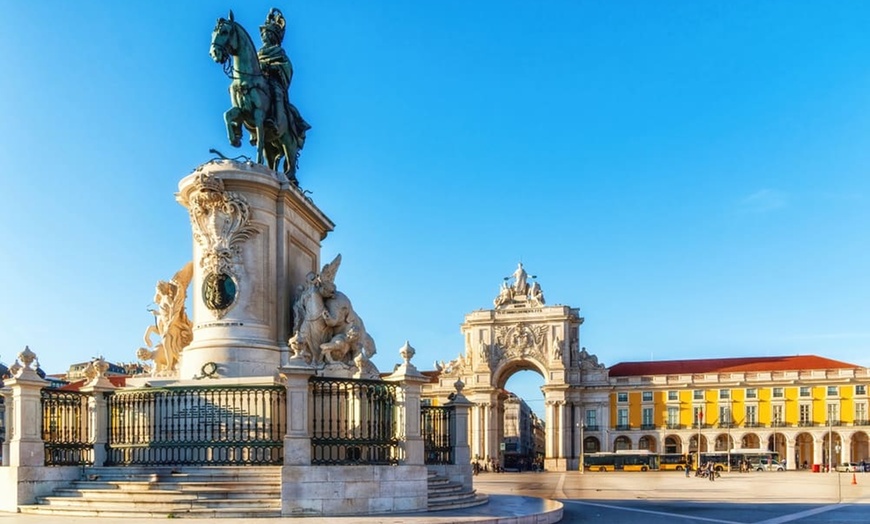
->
[708, 463, 715, 482]
[685, 463, 691, 477]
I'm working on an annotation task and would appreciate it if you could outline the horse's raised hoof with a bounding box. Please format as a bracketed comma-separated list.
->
[230, 138, 241, 148]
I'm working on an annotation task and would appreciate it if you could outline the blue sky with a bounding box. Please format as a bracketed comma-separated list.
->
[3, 2, 870, 416]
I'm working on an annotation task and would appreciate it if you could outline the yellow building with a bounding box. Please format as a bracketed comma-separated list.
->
[604, 355, 870, 470]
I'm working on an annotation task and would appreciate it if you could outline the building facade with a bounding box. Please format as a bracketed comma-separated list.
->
[603, 355, 870, 470]
[502, 393, 545, 470]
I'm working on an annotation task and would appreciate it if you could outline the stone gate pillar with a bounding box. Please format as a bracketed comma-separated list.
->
[79, 361, 117, 468]
[4, 355, 47, 467]
[384, 341, 428, 466]
[445, 380, 474, 492]
[278, 358, 315, 465]
[0, 348, 78, 512]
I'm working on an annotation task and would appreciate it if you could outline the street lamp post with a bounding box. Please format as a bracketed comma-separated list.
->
[828, 405, 834, 474]
[726, 407, 732, 472]
[696, 408, 703, 469]
[577, 421, 586, 474]
[771, 409, 777, 465]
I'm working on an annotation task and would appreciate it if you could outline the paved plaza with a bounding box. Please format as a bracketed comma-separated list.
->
[1, 470, 868, 523]
[475, 470, 870, 523]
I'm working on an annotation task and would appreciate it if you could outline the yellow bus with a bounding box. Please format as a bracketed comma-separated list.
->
[658, 453, 688, 471]
[584, 451, 659, 472]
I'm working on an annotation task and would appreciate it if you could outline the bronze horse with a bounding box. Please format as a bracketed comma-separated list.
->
[210, 12, 303, 183]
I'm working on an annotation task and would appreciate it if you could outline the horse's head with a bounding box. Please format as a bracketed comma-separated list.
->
[210, 12, 237, 64]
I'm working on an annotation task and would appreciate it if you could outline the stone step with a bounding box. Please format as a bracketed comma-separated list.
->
[70, 480, 279, 492]
[82, 466, 281, 482]
[53, 488, 279, 501]
[428, 489, 479, 503]
[18, 506, 282, 519]
[18, 466, 283, 517]
[428, 493, 490, 511]
[425, 471, 488, 511]
[35, 496, 280, 510]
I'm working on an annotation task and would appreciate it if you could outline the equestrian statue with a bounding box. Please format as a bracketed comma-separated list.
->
[210, 9, 310, 185]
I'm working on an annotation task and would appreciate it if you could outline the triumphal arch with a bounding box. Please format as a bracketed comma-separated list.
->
[424, 264, 610, 471]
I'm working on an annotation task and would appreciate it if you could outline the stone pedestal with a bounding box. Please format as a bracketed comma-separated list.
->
[80, 377, 117, 467]
[176, 160, 333, 379]
[4, 369, 47, 467]
[384, 346, 429, 466]
[278, 360, 316, 466]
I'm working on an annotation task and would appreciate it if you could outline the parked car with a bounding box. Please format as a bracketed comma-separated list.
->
[837, 462, 860, 472]
[753, 459, 785, 471]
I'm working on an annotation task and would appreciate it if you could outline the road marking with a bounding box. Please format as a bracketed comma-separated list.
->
[753, 504, 847, 524]
[564, 500, 742, 524]
[555, 473, 567, 499]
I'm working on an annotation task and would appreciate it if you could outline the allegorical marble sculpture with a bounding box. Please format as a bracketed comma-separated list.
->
[137, 262, 194, 376]
[290, 254, 379, 378]
[494, 262, 545, 308]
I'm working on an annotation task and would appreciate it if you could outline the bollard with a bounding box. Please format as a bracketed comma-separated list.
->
[852, 473, 858, 485]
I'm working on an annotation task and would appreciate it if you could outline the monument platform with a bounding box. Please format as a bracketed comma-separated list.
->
[1, 494, 562, 524]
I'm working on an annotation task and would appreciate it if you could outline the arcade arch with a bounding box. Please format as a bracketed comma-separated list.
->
[741, 433, 761, 449]
[794, 432, 814, 468]
[714, 434, 734, 452]
[614, 436, 632, 451]
[822, 432, 843, 467]
[851, 431, 869, 462]
[638, 435, 657, 452]
[584, 436, 600, 453]
[664, 436, 680, 454]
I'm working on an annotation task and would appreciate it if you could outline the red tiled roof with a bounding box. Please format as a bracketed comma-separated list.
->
[59, 376, 128, 391]
[608, 355, 861, 377]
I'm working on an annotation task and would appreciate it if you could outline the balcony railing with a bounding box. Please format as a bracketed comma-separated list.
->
[666, 423, 683, 430]
[640, 424, 657, 430]
[853, 419, 870, 426]
[615, 424, 631, 431]
[718, 422, 735, 429]
[798, 421, 816, 427]
[584, 424, 600, 431]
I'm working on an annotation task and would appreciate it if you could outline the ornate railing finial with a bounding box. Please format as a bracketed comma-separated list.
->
[399, 340, 416, 366]
[18, 346, 36, 369]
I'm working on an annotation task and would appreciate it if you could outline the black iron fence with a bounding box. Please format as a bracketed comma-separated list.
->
[41, 389, 94, 466]
[421, 405, 453, 465]
[105, 385, 285, 466]
[310, 376, 399, 465]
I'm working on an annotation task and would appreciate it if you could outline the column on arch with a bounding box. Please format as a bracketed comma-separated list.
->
[557, 401, 568, 459]
[545, 400, 556, 460]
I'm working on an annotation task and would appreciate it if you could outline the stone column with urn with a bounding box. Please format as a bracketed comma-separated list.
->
[0, 348, 80, 511]
[385, 341, 428, 466]
[443, 379, 474, 492]
[79, 357, 117, 468]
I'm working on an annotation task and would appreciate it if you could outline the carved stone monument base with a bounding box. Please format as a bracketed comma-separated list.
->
[176, 160, 333, 379]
